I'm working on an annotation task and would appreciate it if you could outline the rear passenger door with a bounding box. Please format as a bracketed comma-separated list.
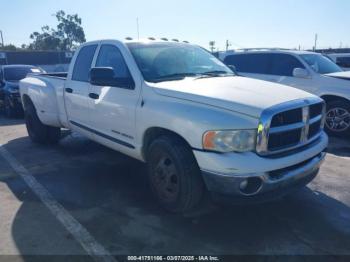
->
[65, 44, 98, 138]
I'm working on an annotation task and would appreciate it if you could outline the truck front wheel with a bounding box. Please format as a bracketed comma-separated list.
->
[146, 136, 205, 213]
[25, 102, 61, 144]
[325, 100, 350, 137]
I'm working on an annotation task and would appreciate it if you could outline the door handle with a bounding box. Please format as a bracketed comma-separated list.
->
[65, 88, 73, 93]
[89, 93, 99, 99]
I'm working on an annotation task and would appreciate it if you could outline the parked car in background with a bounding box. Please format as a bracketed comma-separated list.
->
[221, 49, 350, 137]
[325, 53, 350, 71]
[0, 65, 45, 117]
[20, 39, 327, 213]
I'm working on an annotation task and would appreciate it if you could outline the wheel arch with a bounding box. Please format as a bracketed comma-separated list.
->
[142, 127, 195, 161]
[21, 94, 34, 110]
[321, 94, 350, 104]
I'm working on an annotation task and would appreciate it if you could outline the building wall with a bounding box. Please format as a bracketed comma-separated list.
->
[0, 51, 74, 72]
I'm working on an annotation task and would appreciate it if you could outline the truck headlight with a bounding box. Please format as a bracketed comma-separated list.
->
[203, 130, 257, 153]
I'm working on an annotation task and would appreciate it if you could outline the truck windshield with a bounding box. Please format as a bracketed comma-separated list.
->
[4, 67, 42, 81]
[127, 42, 234, 82]
[300, 54, 342, 74]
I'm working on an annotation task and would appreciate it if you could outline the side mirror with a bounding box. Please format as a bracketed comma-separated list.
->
[89, 67, 134, 89]
[293, 68, 310, 79]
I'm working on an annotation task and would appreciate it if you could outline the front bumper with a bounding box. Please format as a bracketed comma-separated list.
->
[194, 132, 328, 202]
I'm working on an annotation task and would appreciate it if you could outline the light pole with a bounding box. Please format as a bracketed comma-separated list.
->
[314, 33, 318, 51]
[136, 18, 140, 40]
[0, 30, 4, 47]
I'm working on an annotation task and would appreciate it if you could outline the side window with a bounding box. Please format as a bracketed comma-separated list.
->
[72, 45, 98, 82]
[224, 54, 270, 74]
[336, 57, 350, 68]
[96, 45, 132, 79]
[270, 54, 305, 76]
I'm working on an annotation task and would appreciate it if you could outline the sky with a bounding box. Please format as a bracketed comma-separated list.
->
[0, 0, 350, 51]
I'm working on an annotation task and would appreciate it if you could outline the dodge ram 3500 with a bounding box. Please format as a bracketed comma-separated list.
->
[20, 39, 328, 213]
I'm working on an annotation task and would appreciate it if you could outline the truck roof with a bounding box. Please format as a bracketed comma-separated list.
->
[81, 38, 190, 46]
[223, 49, 317, 56]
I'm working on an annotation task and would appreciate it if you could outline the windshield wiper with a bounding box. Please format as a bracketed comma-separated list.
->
[196, 71, 235, 79]
[150, 73, 199, 83]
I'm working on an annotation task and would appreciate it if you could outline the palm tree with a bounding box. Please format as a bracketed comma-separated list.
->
[209, 41, 216, 53]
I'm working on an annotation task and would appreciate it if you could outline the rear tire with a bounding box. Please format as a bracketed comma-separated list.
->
[146, 135, 205, 213]
[325, 100, 350, 137]
[25, 101, 61, 144]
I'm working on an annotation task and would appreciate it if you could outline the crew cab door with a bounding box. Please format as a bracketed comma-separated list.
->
[88, 42, 142, 153]
[65, 44, 98, 138]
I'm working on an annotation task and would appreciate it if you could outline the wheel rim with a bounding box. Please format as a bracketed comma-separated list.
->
[325, 107, 350, 132]
[152, 155, 179, 202]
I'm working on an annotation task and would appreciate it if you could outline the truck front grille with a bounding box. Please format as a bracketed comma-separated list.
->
[270, 108, 302, 127]
[256, 98, 325, 156]
[268, 129, 301, 151]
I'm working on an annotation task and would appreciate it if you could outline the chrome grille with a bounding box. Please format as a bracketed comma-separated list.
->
[256, 98, 325, 156]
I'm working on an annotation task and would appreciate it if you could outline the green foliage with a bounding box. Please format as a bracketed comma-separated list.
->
[29, 10, 86, 51]
[0, 44, 17, 51]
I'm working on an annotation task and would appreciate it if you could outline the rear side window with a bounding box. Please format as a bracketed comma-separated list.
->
[336, 57, 350, 68]
[224, 54, 270, 74]
[72, 45, 98, 82]
[270, 54, 305, 76]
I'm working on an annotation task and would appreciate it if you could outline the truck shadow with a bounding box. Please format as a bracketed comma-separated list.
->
[0, 115, 24, 126]
[327, 136, 350, 157]
[2, 135, 350, 255]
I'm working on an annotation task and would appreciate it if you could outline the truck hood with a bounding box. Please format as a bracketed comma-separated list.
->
[324, 71, 350, 80]
[150, 76, 315, 118]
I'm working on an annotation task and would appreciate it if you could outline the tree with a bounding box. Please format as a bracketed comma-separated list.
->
[29, 10, 86, 51]
[0, 44, 17, 51]
[209, 41, 216, 53]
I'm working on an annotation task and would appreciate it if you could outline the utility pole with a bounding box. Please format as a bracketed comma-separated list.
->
[0, 30, 4, 47]
[225, 40, 231, 51]
[136, 18, 140, 40]
[313, 33, 318, 51]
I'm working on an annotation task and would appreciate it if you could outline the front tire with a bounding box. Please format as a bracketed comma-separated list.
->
[25, 101, 61, 144]
[146, 136, 205, 213]
[325, 100, 350, 137]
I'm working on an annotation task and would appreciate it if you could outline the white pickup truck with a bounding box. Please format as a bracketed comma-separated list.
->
[20, 39, 328, 213]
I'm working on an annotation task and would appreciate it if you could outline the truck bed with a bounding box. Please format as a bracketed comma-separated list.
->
[33, 72, 68, 79]
[20, 72, 69, 128]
